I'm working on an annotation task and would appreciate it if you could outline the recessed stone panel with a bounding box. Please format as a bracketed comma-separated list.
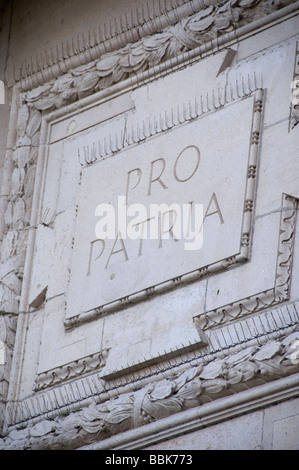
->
[64, 94, 258, 322]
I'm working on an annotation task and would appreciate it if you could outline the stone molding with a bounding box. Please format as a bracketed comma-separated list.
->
[80, 372, 299, 450]
[2, 300, 298, 433]
[77, 74, 261, 166]
[205, 301, 299, 352]
[78, 332, 299, 442]
[1, 325, 299, 449]
[34, 349, 109, 392]
[194, 193, 298, 331]
[290, 40, 299, 129]
[0, 315, 17, 434]
[17, 0, 222, 87]
[20, 1, 299, 102]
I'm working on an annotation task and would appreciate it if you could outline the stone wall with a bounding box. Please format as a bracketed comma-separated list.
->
[0, 0, 299, 450]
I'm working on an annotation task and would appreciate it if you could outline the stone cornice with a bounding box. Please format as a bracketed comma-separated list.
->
[2, 300, 298, 432]
[1, 325, 299, 449]
[16, 0, 221, 87]
[20, 0, 299, 99]
[80, 372, 299, 450]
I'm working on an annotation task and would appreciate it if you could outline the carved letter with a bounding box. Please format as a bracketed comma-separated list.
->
[135, 217, 155, 256]
[126, 168, 142, 203]
[174, 145, 200, 182]
[204, 192, 224, 224]
[183, 202, 203, 251]
[158, 205, 181, 248]
[147, 158, 168, 196]
[105, 232, 129, 269]
[149, 203, 180, 240]
[126, 204, 148, 240]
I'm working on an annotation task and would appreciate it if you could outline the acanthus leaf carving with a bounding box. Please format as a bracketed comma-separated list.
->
[290, 40, 299, 130]
[1, 91, 42, 314]
[1, 325, 299, 449]
[0, 85, 43, 435]
[23, 0, 295, 112]
[0, 314, 17, 434]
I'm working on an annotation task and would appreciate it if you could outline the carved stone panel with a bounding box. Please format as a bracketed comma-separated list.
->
[62, 92, 262, 324]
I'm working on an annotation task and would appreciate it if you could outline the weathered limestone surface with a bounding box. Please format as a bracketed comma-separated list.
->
[0, 0, 299, 450]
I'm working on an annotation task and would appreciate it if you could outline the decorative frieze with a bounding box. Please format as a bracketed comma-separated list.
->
[1, 323, 299, 449]
[21, 1, 298, 103]
[2, 301, 298, 432]
[0, 314, 17, 434]
[17, 0, 207, 85]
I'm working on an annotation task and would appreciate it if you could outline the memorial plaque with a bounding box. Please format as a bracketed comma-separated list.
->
[65, 95, 257, 322]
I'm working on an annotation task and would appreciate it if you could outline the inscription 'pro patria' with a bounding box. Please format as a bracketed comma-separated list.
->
[65, 94, 261, 322]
